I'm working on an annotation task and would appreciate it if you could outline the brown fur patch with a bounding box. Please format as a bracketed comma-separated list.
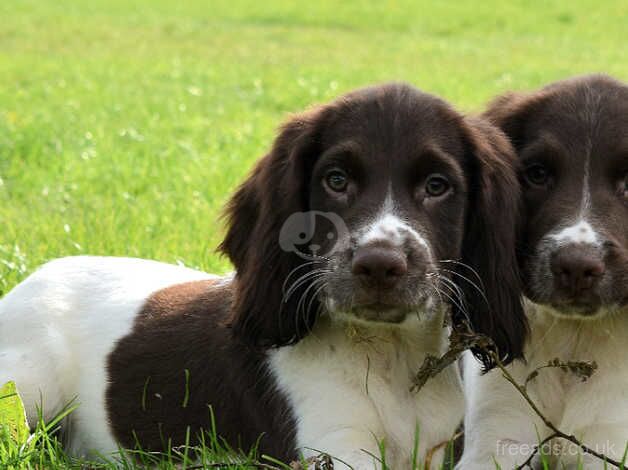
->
[105, 279, 297, 461]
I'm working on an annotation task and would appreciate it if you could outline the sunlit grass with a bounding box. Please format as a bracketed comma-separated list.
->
[1, 0, 627, 290]
[0, 397, 294, 469]
[0, 390, 455, 469]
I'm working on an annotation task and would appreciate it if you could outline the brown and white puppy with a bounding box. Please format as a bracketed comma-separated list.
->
[0, 83, 525, 468]
[459, 75, 628, 470]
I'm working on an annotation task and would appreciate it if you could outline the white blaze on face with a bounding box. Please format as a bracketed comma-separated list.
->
[360, 213, 428, 249]
[543, 120, 603, 248]
[551, 219, 600, 246]
[548, 142, 603, 248]
[358, 186, 430, 252]
[581, 142, 593, 214]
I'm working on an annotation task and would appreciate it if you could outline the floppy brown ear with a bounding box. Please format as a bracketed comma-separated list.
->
[219, 107, 328, 347]
[454, 117, 528, 368]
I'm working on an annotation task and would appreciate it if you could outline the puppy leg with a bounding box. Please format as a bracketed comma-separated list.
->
[555, 424, 628, 470]
[557, 373, 628, 469]
[457, 356, 547, 469]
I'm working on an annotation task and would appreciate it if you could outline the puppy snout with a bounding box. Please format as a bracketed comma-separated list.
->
[352, 245, 408, 289]
[550, 245, 605, 297]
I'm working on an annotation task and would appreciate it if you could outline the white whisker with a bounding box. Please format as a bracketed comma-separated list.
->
[438, 267, 490, 308]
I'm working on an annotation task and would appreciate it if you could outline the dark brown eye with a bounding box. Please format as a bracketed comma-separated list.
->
[524, 163, 550, 187]
[325, 168, 348, 193]
[425, 174, 450, 197]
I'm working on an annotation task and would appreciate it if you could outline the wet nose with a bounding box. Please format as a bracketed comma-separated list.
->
[550, 245, 605, 297]
[352, 246, 408, 289]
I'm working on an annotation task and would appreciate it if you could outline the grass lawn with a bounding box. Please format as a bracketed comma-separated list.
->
[0, 0, 627, 468]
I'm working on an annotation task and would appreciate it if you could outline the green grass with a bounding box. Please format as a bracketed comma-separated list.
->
[2, 387, 438, 470]
[0, 0, 627, 468]
[0, 394, 301, 469]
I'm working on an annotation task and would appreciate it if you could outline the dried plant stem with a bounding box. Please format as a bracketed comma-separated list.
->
[411, 329, 625, 469]
[490, 354, 624, 469]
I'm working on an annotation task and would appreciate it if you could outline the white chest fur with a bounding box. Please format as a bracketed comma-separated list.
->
[459, 302, 628, 469]
[270, 312, 463, 469]
[523, 305, 628, 441]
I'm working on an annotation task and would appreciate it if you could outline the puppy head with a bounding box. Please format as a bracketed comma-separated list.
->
[221, 83, 526, 366]
[486, 74, 628, 320]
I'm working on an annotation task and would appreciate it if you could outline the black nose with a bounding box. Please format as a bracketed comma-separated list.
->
[550, 245, 605, 297]
[352, 246, 408, 289]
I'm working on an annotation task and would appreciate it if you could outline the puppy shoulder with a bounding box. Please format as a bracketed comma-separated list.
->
[135, 276, 234, 327]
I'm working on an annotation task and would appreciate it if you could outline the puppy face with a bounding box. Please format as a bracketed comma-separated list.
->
[304, 89, 469, 323]
[222, 83, 527, 365]
[487, 75, 628, 319]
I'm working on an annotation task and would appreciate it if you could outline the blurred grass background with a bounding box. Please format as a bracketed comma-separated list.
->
[1, 0, 627, 294]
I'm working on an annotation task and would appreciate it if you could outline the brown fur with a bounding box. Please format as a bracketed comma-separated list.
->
[106, 280, 298, 461]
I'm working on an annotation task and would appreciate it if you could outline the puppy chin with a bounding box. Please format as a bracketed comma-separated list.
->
[351, 305, 409, 323]
[325, 296, 437, 325]
[528, 297, 608, 321]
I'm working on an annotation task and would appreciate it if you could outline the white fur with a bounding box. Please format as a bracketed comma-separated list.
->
[458, 301, 628, 469]
[360, 213, 429, 250]
[271, 312, 463, 469]
[359, 186, 429, 249]
[1, 256, 463, 468]
[551, 220, 600, 246]
[0, 256, 213, 455]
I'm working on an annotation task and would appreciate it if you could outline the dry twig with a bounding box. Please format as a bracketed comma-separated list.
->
[410, 329, 491, 393]
[411, 328, 625, 469]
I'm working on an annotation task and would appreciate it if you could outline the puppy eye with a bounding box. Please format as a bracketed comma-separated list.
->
[524, 163, 551, 187]
[324, 168, 349, 193]
[425, 174, 451, 197]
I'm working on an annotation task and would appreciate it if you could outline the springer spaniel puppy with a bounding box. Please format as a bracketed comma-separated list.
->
[459, 75, 628, 469]
[0, 83, 526, 468]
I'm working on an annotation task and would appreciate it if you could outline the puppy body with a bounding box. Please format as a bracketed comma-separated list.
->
[1, 83, 525, 468]
[459, 75, 628, 469]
